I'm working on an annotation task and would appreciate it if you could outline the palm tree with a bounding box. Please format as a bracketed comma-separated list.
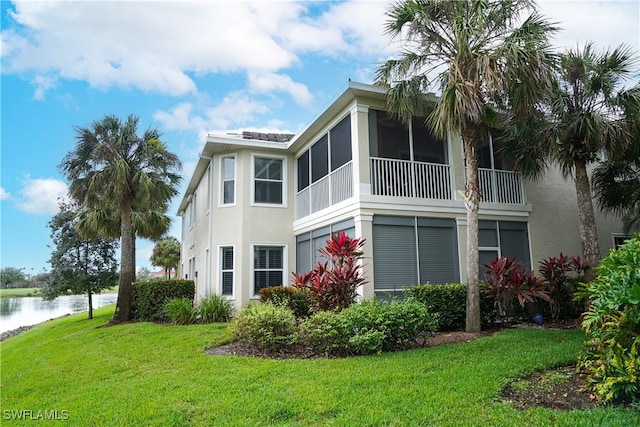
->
[60, 115, 181, 323]
[502, 43, 640, 280]
[375, 0, 556, 332]
[592, 131, 640, 234]
[150, 236, 181, 279]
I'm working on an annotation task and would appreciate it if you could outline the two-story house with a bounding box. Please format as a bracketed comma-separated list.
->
[178, 81, 627, 307]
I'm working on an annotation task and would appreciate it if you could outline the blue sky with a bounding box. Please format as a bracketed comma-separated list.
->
[1, 1, 639, 276]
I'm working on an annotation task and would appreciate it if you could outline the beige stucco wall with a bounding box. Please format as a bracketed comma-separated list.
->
[526, 164, 624, 268]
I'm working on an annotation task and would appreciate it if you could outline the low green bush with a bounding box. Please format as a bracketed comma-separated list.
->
[164, 298, 195, 325]
[131, 280, 195, 321]
[578, 235, 640, 406]
[195, 295, 234, 323]
[231, 303, 298, 351]
[259, 286, 312, 318]
[299, 299, 436, 356]
[405, 283, 467, 331]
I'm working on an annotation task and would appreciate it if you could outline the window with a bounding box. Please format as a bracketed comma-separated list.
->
[478, 131, 504, 170]
[221, 156, 235, 205]
[311, 135, 329, 183]
[297, 151, 309, 192]
[296, 219, 356, 273]
[372, 216, 459, 297]
[479, 221, 530, 278]
[220, 246, 234, 296]
[369, 109, 446, 163]
[330, 115, 352, 170]
[612, 234, 632, 250]
[253, 246, 284, 294]
[254, 156, 284, 205]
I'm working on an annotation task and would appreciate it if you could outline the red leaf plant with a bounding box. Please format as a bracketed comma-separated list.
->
[483, 256, 551, 319]
[292, 232, 366, 312]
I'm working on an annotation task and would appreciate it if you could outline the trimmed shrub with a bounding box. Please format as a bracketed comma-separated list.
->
[405, 283, 467, 331]
[231, 304, 298, 352]
[299, 299, 436, 356]
[259, 286, 312, 318]
[194, 295, 234, 323]
[578, 236, 640, 406]
[131, 279, 195, 321]
[164, 298, 195, 325]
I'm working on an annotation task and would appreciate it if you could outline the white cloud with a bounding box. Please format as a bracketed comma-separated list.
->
[1, 1, 390, 98]
[539, 1, 640, 52]
[248, 72, 314, 106]
[0, 187, 11, 200]
[16, 177, 69, 215]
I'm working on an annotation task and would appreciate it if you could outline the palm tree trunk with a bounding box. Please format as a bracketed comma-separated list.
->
[463, 131, 481, 333]
[574, 159, 601, 282]
[112, 197, 134, 323]
[85, 242, 93, 320]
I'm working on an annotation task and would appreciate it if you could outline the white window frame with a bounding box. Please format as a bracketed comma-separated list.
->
[251, 244, 287, 296]
[612, 233, 633, 250]
[219, 155, 236, 207]
[219, 245, 235, 298]
[251, 153, 287, 207]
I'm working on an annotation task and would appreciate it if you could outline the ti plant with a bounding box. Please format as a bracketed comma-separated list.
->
[483, 256, 551, 321]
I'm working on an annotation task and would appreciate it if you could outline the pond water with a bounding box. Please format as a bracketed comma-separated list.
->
[0, 294, 118, 334]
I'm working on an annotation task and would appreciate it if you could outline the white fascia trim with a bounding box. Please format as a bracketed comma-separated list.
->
[293, 199, 359, 231]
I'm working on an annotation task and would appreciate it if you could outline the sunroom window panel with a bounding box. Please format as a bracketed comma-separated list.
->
[311, 135, 329, 183]
[373, 110, 410, 160]
[330, 116, 352, 170]
[412, 118, 447, 164]
[297, 151, 310, 191]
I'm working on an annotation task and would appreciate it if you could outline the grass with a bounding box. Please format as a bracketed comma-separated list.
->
[1, 305, 636, 426]
[0, 287, 42, 298]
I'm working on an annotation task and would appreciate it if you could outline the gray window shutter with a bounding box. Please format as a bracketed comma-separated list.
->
[296, 233, 312, 273]
[499, 222, 531, 269]
[373, 216, 418, 293]
[417, 218, 459, 284]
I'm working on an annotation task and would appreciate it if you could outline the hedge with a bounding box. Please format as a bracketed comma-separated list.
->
[131, 280, 195, 321]
[404, 283, 467, 331]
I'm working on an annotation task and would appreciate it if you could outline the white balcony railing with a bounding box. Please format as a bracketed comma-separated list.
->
[370, 157, 452, 200]
[478, 168, 524, 204]
[295, 161, 353, 219]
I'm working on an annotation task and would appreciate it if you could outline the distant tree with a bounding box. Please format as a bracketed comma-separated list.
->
[45, 201, 119, 319]
[0, 267, 28, 288]
[136, 267, 152, 282]
[28, 272, 50, 288]
[150, 237, 180, 279]
[60, 114, 181, 323]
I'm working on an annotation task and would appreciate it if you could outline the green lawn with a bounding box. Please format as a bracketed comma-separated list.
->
[1, 305, 636, 426]
[0, 287, 41, 298]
